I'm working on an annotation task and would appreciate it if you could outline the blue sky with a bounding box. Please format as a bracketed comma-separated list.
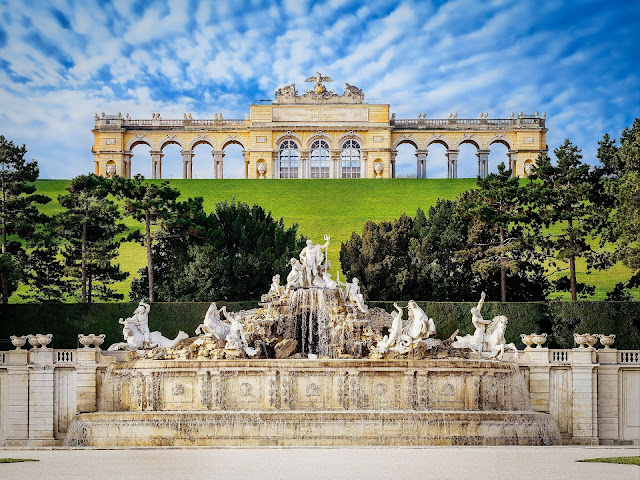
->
[0, 0, 638, 179]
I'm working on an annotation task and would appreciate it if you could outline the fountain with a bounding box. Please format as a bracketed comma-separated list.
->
[66, 235, 561, 446]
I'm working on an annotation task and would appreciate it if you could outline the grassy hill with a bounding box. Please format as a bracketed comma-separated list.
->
[16, 178, 637, 302]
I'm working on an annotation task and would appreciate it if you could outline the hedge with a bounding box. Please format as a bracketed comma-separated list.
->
[1, 301, 638, 350]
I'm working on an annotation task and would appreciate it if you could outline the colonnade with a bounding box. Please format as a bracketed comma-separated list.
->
[409, 146, 518, 179]
[119, 149, 244, 179]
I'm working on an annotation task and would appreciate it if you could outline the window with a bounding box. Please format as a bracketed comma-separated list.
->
[310, 139, 330, 178]
[279, 140, 299, 178]
[341, 139, 361, 178]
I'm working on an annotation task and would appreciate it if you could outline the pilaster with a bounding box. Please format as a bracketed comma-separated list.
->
[28, 348, 56, 446]
[570, 348, 599, 444]
[596, 349, 620, 442]
[3, 350, 29, 445]
[525, 347, 551, 412]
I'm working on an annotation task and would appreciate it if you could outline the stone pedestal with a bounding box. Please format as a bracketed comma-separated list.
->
[570, 348, 599, 444]
[28, 348, 56, 446]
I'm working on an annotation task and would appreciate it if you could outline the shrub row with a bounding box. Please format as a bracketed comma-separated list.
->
[1, 301, 638, 350]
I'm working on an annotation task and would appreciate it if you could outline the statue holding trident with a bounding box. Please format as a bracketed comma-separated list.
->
[298, 235, 330, 287]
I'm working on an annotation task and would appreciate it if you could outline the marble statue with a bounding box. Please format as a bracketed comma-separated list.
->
[268, 274, 284, 299]
[453, 293, 518, 359]
[343, 82, 364, 100]
[195, 302, 231, 340]
[299, 235, 330, 287]
[286, 258, 304, 290]
[338, 277, 368, 313]
[305, 72, 333, 93]
[108, 301, 188, 351]
[224, 312, 258, 357]
[376, 303, 404, 353]
[405, 300, 436, 341]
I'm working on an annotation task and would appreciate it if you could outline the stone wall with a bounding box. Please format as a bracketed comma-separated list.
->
[0, 344, 638, 446]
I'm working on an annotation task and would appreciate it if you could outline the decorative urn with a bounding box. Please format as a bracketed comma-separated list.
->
[78, 334, 94, 348]
[520, 334, 534, 349]
[573, 333, 589, 348]
[532, 333, 547, 349]
[10, 335, 27, 350]
[586, 334, 599, 348]
[27, 334, 40, 349]
[36, 333, 53, 348]
[598, 334, 616, 349]
[93, 334, 106, 349]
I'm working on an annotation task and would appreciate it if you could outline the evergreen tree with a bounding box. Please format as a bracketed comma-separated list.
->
[57, 175, 128, 302]
[131, 199, 306, 301]
[529, 141, 598, 301]
[455, 163, 535, 302]
[21, 242, 68, 302]
[0, 135, 50, 302]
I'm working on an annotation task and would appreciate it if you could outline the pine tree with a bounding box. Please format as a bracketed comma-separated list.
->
[57, 174, 128, 302]
[529, 141, 598, 301]
[0, 135, 50, 303]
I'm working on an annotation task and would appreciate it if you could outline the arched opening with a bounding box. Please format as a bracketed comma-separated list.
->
[394, 141, 418, 178]
[488, 141, 510, 174]
[256, 159, 267, 179]
[373, 158, 384, 178]
[129, 142, 152, 178]
[279, 140, 299, 179]
[222, 141, 245, 179]
[105, 160, 116, 178]
[426, 142, 448, 178]
[457, 141, 480, 178]
[309, 139, 330, 178]
[192, 142, 215, 179]
[160, 143, 183, 179]
[340, 139, 361, 178]
[524, 159, 534, 177]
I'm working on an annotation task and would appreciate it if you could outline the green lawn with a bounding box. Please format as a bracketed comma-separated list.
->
[12, 178, 637, 302]
[578, 456, 640, 466]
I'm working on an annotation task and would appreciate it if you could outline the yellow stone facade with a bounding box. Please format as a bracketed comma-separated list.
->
[92, 79, 547, 179]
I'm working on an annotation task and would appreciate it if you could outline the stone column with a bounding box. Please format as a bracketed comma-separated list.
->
[361, 150, 368, 179]
[571, 348, 599, 444]
[181, 150, 194, 179]
[28, 347, 56, 446]
[122, 152, 132, 178]
[525, 347, 551, 413]
[330, 150, 341, 179]
[299, 149, 310, 179]
[76, 348, 99, 414]
[477, 149, 490, 178]
[596, 348, 620, 443]
[150, 151, 163, 179]
[416, 150, 427, 179]
[508, 150, 517, 173]
[389, 150, 397, 179]
[446, 150, 459, 179]
[212, 151, 224, 179]
[4, 350, 29, 445]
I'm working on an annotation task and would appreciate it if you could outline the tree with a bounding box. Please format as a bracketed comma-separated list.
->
[455, 163, 535, 302]
[339, 213, 415, 300]
[0, 135, 50, 302]
[131, 200, 307, 301]
[57, 174, 128, 302]
[21, 242, 68, 302]
[529, 140, 599, 301]
[114, 175, 180, 302]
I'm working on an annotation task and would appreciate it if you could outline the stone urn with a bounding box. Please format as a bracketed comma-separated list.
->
[27, 334, 40, 349]
[78, 334, 94, 348]
[598, 334, 616, 349]
[573, 333, 589, 348]
[10, 335, 27, 350]
[586, 334, 599, 349]
[93, 334, 106, 349]
[532, 333, 547, 349]
[520, 333, 534, 349]
[36, 333, 53, 348]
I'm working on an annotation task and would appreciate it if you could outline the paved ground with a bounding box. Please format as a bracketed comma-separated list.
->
[1, 446, 639, 480]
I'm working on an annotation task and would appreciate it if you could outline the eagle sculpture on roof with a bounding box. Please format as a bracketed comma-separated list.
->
[305, 72, 334, 93]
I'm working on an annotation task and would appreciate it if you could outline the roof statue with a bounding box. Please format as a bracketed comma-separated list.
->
[305, 71, 334, 94]
[274, 72, 365, 104]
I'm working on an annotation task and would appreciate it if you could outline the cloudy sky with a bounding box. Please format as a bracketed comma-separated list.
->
[0, 0, 638, 179]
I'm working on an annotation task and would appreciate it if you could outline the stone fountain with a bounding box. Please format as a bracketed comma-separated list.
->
[66, 236, 561, 446]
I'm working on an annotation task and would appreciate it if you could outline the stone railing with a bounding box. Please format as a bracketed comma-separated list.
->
[95, 117, 248, 129]
[619, 350, 640, 363]
[391, 117, 545, 129]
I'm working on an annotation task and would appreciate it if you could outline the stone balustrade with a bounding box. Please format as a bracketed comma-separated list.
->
[0, 335, 638, 446]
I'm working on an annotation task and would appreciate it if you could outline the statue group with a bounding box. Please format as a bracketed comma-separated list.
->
[109, 236, 517, 361]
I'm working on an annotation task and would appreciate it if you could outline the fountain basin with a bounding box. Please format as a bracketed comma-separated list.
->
[67, 358, 561, 446]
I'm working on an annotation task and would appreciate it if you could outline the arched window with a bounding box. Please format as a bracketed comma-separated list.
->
[341, 139, 361, 178]
[279, 140, 299, 178]
[310, 139, 330, 178]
